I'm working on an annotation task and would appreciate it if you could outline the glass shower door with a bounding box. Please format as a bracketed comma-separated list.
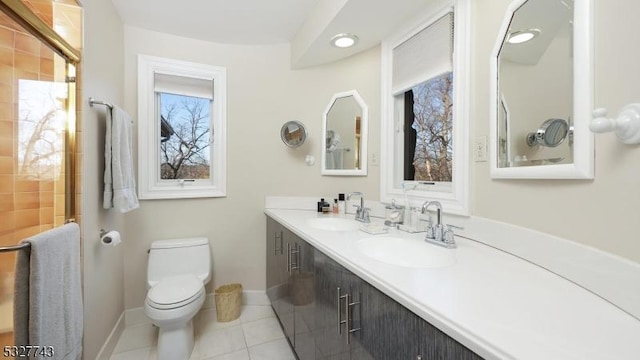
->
[0, 4, 78, 346]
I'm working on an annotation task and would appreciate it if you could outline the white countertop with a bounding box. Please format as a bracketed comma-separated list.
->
[265, 208, 640, 360]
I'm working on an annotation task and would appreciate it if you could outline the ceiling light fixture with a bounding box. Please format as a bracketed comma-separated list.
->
[507, 29, 541, 44]
[330, 33, 359, 48]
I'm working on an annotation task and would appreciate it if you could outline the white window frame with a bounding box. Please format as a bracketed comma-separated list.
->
[380, 0, 470, 215]
[138, 55, 227, 199]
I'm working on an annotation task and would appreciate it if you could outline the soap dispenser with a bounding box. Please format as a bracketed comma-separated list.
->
[384, 199, 404, 226]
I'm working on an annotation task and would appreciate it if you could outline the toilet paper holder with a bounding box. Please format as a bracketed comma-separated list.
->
[100, 229, 120, 245]
[100, 229, 112, 244]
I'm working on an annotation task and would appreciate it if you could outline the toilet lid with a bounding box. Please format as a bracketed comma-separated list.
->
[147, 275, 203, 308]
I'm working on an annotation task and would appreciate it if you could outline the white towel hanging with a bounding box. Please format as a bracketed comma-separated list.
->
[103, 105, 139, 213]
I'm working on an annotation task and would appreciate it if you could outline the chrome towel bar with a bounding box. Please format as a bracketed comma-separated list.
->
[88, 97, 113, 110]
[0, 242, 30, 253]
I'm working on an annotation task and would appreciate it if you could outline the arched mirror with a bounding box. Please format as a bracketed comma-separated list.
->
[280, 120, 308, 148]
[321, 90, 368, 176]
[490, 0, 594, 178]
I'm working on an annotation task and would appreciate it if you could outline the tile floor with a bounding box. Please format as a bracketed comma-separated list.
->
[109, 305, 296, 360]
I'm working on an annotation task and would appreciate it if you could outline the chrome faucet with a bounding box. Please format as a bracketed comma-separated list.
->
[347, 192, 370, 223]
[421, 200, 460, 248]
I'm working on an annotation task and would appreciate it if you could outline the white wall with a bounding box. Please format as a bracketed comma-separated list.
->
[121, 26, 381, 308]
[471, 0, 640, 263]
[81, 1, 125, 359]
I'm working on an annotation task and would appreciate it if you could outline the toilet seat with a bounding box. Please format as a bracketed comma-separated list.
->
[147, 274, 204, 310]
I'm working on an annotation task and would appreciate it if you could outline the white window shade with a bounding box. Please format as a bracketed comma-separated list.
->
[154, 73, 214, 100]
[392, 12, 454, 94]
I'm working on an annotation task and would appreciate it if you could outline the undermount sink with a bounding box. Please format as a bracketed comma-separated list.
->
[356, 236, 456, 268]
[307, 217, 360, 231]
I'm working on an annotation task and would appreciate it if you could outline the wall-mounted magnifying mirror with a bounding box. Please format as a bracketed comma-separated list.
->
[321, 90, 368, 176]
[526, 118, 569, 148]
[280, 120, 308, 148]
[490, 0, 594, 178]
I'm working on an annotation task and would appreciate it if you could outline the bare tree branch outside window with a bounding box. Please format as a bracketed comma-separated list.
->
[18, 80, 67, 181]
[159, 93, 211, 180]
[410, 72, 453, 182]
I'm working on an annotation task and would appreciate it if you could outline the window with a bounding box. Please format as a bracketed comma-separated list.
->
[138, 55, 227, 199]
[401, 72, 454, 185]
[381, 1, 470, 215]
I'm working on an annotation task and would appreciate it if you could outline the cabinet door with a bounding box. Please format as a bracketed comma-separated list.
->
[353, 278, 483, 360]
[292, 238, 316, 360]
[314, 251, 350, 360]
[341, 269, 373, 360]
[414, 317, 484, 360]
[266, 217, 295, 346]
[266, 217, 284, 301]
[351, 279, 421, 360]
[279, 227, 298, 346]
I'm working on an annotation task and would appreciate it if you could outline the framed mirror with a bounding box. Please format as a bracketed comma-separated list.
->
[321, 90, 368, 176]
[490, 0, 594, 179]
[280, 121, 308, 148]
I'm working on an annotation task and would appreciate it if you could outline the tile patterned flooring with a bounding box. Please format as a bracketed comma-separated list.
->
[109, 305, 296, 360]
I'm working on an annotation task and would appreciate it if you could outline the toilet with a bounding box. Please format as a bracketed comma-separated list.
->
[145, 237, 211, 360]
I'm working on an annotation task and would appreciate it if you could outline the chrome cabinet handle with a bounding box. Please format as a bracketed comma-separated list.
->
[337, 287, 348, 335]
[347, 293, 361, 344]
[288, 243, 300, 274]
[337, 287, 361, 344]
[289, 243, 300, 273]
[274, 231, 283, 255]
[287, 243, 291, 274]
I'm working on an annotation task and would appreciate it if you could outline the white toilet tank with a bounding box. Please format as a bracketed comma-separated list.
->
[147, 237, 211, 288]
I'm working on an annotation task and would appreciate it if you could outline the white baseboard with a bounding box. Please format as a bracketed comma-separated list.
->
[95, 312, 125, 360]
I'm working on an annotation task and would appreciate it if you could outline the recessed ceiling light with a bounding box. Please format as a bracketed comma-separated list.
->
[330, 33, 359, 48]
[507, 29, 541, 44]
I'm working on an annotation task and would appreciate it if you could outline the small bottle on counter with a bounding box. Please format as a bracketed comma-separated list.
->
[338, 193, 346, 214]
[322, 199, 331, 213]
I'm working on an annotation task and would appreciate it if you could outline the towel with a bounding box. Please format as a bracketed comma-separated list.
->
[13, 223, 83, 360]
[104, 105, 139, 213]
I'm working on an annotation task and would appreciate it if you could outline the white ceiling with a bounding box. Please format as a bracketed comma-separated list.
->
[111, 0, 439, 68]
[110, 0, 319, 44]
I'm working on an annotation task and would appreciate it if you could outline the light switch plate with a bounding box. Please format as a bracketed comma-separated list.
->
[474, 136, 488, 162]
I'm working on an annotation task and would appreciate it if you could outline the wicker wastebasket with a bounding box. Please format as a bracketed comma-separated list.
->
[215, 283, 242, 322]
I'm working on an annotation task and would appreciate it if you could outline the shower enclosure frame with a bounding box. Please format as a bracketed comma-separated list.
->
[0, 0, 81, 225]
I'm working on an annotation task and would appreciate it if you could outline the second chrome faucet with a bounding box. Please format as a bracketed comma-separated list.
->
[347, 192, 370, 223]
[421, 200, 461, 248]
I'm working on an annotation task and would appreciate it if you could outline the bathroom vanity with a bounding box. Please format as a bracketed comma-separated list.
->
[265, 206, 640, 360]
[267, 216, 480, 360]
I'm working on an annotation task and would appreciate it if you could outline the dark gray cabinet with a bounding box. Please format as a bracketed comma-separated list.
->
[292, 237, 316, 360]
[266, 216, 483, 360]
[266, 217, 316, 360]
[266, 217, 294, 344]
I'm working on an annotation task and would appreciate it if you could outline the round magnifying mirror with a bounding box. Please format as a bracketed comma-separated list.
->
[527, 118, 569, 147]
[280, 121, 308, 148]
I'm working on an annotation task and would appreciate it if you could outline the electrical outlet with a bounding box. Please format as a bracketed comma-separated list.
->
[474, 136, 488, 162]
